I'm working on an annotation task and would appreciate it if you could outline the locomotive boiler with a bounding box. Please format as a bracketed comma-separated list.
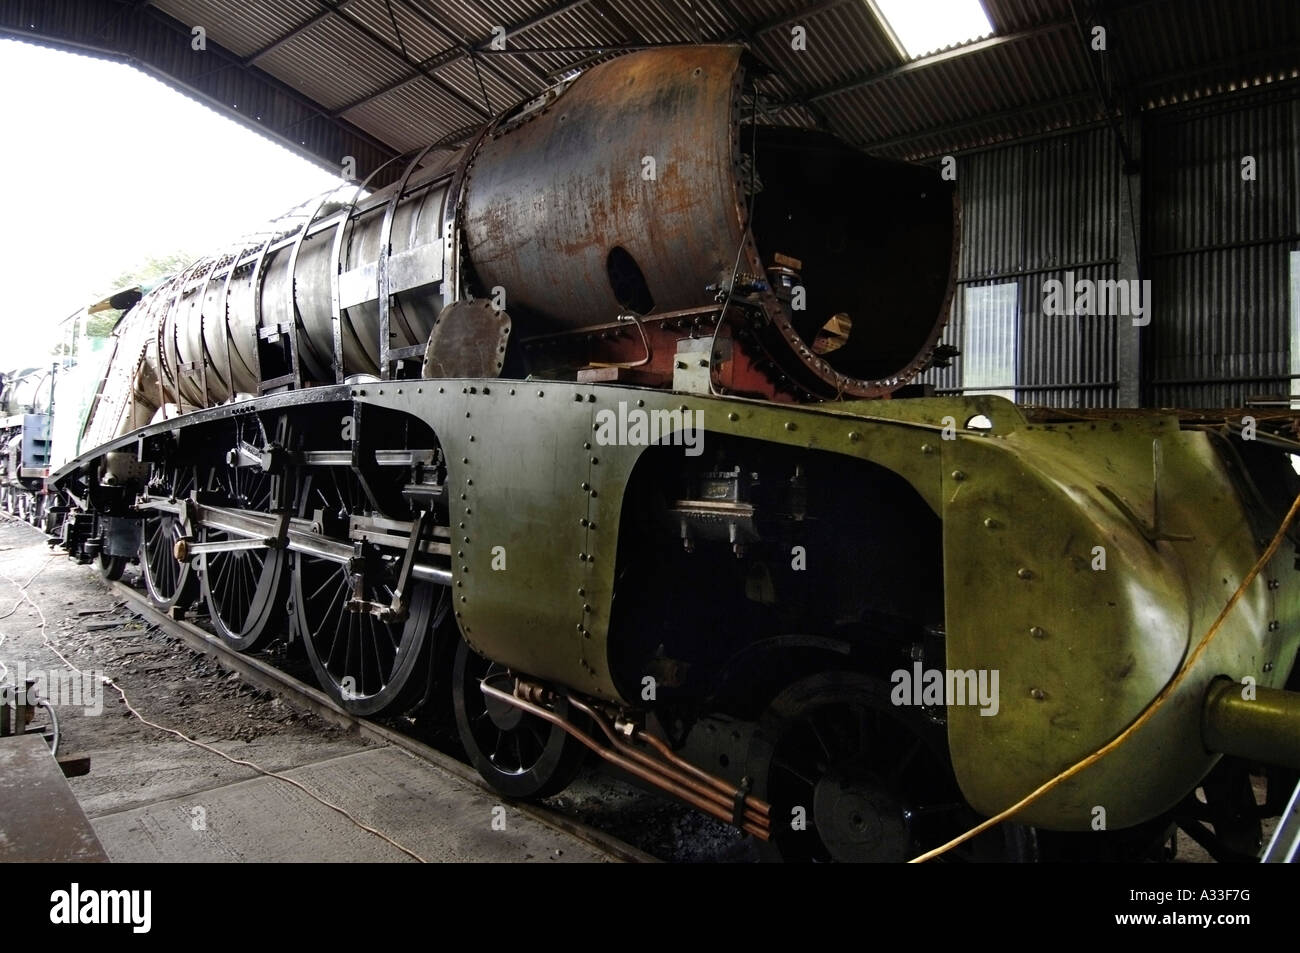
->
[46, 44, 1300, 862]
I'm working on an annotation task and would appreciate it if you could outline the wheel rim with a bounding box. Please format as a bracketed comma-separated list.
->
[292, 467, 439, 715]
[750, 672, 1036, 862]
[97, 551, 125, 582]
[452, 638, 586, 799]
[200, 418, 287, 651]
[140, 465, 198, 610]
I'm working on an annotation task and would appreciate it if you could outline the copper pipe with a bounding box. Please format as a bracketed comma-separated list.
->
[480, 682, 769, 840]
[544, 688, 767, 834]
[637, 729, 771, 818]
[562, 693, 769, 829]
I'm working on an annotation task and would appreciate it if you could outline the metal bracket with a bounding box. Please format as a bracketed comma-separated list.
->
[344, 510, 429, 623]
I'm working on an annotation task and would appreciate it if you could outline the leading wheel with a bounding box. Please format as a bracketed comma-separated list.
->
[747, 671, 1038, 862]
[140, 464, 199, 612]
[292, 466, 442, 716]
[97, 551, 126, 582]
[199, 417, 288, 652]
[452, 637, 586, 800]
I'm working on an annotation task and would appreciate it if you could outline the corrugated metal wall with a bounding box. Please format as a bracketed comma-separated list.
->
[919, 85, 1300, 411]
[918, 126, 1124, 407]
[1144, 92, 1300, 408]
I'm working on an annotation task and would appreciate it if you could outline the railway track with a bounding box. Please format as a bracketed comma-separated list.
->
[107, 578, 655, 864]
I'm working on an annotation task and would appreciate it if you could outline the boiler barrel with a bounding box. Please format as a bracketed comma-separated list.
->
[123, 43, 956, 425]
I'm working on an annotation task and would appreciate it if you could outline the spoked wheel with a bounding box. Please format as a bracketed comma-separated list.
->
[140, 464, 199, 612]
[292, 467, 443, 716]
[199, 418, 288, 652]
[748, 671, 1038, 863]
[452, 637, 586, 800]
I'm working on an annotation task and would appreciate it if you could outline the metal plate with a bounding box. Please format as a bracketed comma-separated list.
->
[422, 300, 511, 379]
[0, 735, 109, 862]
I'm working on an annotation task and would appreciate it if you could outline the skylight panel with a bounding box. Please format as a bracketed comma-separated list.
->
[867, 0, 995, 59]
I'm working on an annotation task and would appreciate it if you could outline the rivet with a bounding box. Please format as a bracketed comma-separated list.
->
[785, 421, 796, 431]
[637, 399, 645, 407]
[1030, 625, 1046, 639]
[583, 604, 591, 613]
[1017, 567, 1033, 580]
[466, 479, 473, 486]
[583, 442, 592, 450]
[728, 413, 739, 422]
[591, 457, 598, 465]
[457, 551, 464, 558]
[576, 623, 584, 631]
[984, 517, 999, 529]
[574, 393, 584, 402]
[538, 390, 545, 397]
[1268, 578, 1279, 589]
[1030, 688, 1046, 700]
[1264, 661, 1274, 672]
[438, 386, 444, 393]
[469, 435, 475, 442]
[462, 457, 469, 464]
[1268, 620, 1279, 631]
[921, 444, 935, 454]
[460, 596, 466, 603]
[578, 553, 586, 560]
[580, 518, 589, 527]
[581, 482, 591, 491]
[848, 431, 860, 442]
[952, 470, 966, 481]
[577, 588, 586, 596]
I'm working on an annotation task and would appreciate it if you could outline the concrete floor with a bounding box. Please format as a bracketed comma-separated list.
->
[0, 518, 613, 863]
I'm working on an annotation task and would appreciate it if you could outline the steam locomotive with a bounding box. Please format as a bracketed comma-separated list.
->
[1, 365, 53, 525]
[39, 45, 1300, 861]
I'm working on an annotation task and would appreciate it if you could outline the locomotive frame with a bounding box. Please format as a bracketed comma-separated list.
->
[38, 44, 1300, 862]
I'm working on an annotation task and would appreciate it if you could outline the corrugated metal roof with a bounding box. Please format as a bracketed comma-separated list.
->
[5, 0, 1297, 176]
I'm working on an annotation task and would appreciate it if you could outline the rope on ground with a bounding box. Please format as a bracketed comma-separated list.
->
[0, 562, 429, 863]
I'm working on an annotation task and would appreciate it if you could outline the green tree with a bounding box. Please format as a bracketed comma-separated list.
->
[86, 250, 197, 338]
